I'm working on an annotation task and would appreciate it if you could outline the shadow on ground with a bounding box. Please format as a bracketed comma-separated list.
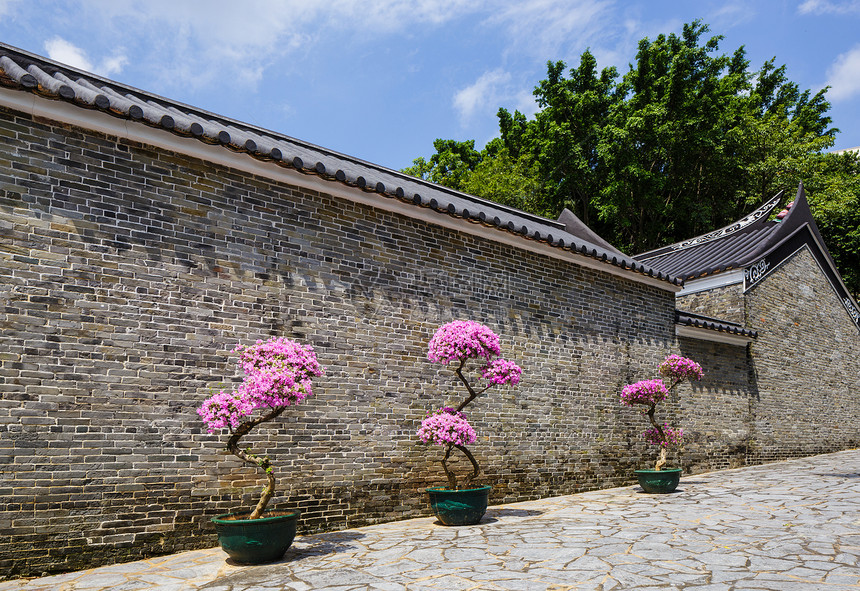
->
[203, 531, 367, 589]
[478, 507, 544, 524]
[485, 508, 543, 518]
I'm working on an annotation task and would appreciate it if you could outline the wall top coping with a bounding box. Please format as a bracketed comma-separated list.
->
[0, 42, 682, 292]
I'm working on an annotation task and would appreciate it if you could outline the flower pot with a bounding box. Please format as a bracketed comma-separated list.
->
[211, 510, 299, 564]
[635, 468, 682, 494]
[426, 485, 492, 525]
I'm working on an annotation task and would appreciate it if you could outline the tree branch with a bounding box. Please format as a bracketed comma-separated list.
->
[225, 406, 286, 519]
[645, 402, 668, 471]
[454, 358, 482, 412]
[440, 444, 458, 490]
[455, 444, 481, 488]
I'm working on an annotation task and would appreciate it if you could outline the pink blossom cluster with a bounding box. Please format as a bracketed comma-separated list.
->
[197, 390, 256, 431]
[643, 424, 684, 447]
[659, 354, 704, 383]
[197, 337, 324, 433]
[234, 337, 323, 379]
[427, 320, 501, 363]
[620, 379, 668, 406]
[481, 358, 523, 386]
[417, 408, 477, 447]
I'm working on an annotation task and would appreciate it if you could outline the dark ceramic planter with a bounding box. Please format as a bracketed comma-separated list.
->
[211, 510, 299, 564]
[635, 468, 682, 494]
[426, 485, 492, 525]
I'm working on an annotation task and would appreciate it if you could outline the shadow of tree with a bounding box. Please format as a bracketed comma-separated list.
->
[486, 508, 543, 518]
[477, 507, 544, 524]
[204, 531, 367, 588]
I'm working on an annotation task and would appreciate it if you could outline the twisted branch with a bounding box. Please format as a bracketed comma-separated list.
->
[226, 406, 285, 519]
[440, 443, 482, 490]
[647, 378, 683, 471]
[645, 402, 667, 471]
[454, 358, 492, 412]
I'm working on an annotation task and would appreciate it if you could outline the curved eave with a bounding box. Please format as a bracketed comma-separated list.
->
[743, 224, 860, 331]
[0, 53, 683, 291]
[675, 324, 756, 346]
[675, 311, 757, 346]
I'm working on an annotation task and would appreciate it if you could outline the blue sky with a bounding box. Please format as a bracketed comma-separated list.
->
[1, 0, 859, 171]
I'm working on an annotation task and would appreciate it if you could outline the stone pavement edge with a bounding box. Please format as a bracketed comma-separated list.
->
[2, 449, 859, 590]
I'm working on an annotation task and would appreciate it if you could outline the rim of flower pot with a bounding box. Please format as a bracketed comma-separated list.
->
[425, 485, 493, 493]
[634, 468, 683, 474]
[211, 510, 300, 524]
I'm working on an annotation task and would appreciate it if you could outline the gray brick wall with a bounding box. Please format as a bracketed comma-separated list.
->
[0, 106, 679, 577]
[677, 281, 745, 324]
[676, 338, 755, 471]
[672, 249, 860, 467]
[1, 104, 858, 579]
[745, 247, 860, 462]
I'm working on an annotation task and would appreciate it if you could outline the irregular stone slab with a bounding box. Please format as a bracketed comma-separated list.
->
[1, 450, 858, 591]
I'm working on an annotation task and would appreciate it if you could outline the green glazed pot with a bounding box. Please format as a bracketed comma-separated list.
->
[426, 485, 492, 525]
[211, 510, 299, 564]
[635, 468, 682, 494]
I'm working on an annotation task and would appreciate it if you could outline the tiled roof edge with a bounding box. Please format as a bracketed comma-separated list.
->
[0, 42, 683, 288]
[675, 310, 758, 338]
[636, 192, 784, 261]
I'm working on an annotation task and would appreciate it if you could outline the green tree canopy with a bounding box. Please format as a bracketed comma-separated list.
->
[401, 138, 482, 189]
[402, 21, 857, 295]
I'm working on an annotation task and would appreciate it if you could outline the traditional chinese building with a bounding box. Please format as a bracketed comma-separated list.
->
[1, 42, 857, 577]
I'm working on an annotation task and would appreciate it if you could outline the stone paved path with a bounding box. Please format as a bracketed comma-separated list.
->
[3, 450, 859, 590]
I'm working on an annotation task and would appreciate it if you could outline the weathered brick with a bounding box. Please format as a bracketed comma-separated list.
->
[0, 102, 857, 581]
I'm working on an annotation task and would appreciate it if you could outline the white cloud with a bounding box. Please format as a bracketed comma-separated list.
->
[45, 37, 94, 71]
[29, 1, 617, 101]
[44, 37, 127, 77]
[28, 0, 642, 121]
[485, 0, 613, 61]
[100, 55, 128, 77]
[825, 44, 860, 101]
[453, 68, 511, 124]
[709, 2, 756, 27]
[798, 0, 860, 14]
[333, 0, 479, 31]
[49, 0, 482, 92]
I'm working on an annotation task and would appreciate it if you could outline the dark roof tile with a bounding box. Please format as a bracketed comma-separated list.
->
[636, 192, 786, 279]
[675, 310, 758, 338]
[0, 42, 681, 287]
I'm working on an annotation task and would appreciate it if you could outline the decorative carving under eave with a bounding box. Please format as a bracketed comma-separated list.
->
[670, 193, 782, 252]
[844, 297, 860, 327]
[744, 259, 771, 288]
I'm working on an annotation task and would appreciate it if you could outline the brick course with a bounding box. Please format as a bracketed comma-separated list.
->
[1, 104, 858, 578]
[745, 247, 860, 462]
[677, 281, 745, 324]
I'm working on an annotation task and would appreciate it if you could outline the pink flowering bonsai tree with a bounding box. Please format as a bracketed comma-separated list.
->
[620, 354, 704, 471]
[198, 337, 324, 519]
[417, 320, 522, 489]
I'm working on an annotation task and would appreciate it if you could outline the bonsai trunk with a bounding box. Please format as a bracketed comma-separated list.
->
[656, 446, 668, 471]
[454, 360, 479, 412]
[440, 443, 481, 490]
[646, 403, 667, 471]
[226, 407, 285, 519]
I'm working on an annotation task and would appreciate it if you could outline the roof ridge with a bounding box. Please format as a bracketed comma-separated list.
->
[637, 191, 784, 260]
[0, 41, 683, 287]
[0, 42, 564, 232]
